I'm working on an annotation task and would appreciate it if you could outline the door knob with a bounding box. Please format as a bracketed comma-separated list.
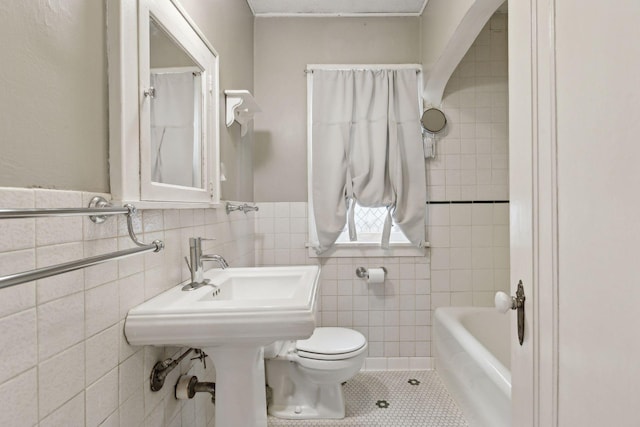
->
[494, 291, 516, 313]
[494, 280, 526, 345]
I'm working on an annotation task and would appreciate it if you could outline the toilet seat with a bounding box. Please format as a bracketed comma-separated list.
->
[296, 327, 367, 361]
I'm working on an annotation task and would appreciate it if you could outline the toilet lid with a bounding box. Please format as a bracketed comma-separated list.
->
[296, 327, 366, 360]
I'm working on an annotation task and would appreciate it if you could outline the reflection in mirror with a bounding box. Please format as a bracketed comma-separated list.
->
[149, 19, 203, 189]
[421, 108, 447, 134]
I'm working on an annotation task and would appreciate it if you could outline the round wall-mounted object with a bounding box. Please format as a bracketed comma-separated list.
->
[421, 108, 447, 133]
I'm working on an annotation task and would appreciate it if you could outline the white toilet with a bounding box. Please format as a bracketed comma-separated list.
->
[264, 327, 367, 420]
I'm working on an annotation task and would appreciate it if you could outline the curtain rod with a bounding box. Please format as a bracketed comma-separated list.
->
[304, 69, 421, 74]
[305, 64, 422, 74]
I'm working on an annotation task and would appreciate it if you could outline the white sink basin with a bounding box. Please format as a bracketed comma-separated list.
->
[125, 265, 321, 347]
[125, 265, 321, 427]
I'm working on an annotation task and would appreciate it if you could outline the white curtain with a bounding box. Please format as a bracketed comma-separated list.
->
[310, 69, 426, 254]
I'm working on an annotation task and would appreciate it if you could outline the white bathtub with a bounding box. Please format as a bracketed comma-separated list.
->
[434, 307, 511, 427]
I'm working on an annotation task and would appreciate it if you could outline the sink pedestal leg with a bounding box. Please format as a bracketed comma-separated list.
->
[205, 345, 267, 427]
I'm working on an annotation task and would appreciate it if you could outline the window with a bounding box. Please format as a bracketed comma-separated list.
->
[307, 200, 424, 257]
[306, 65, 426, 258]
[334, 204, 410, 245]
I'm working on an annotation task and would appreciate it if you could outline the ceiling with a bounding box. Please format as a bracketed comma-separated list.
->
[246, 0, 430, 16]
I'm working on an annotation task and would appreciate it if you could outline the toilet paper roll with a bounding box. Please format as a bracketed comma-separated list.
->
[176, 375, 194, 400]
[367, 268, 386, 284]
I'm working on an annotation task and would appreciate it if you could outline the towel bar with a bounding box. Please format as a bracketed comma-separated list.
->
[0, 196, 163, 289]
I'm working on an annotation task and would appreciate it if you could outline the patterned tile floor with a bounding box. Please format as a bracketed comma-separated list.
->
[267, 370, 468, 427]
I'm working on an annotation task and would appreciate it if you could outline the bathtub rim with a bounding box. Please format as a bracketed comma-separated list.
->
[434, 306, 512, 399]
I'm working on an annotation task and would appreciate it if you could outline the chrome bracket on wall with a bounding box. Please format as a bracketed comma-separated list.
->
[150, 348, 195, 392]
[143, 86, 156, 98]
[225, 202, 259, 214]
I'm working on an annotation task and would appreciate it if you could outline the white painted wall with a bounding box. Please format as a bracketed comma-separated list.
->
[420, 0, 505, 105]
[0, 0, 108, 191]
[555, 1, 640, 424]
[253, 17, 420, 202]
[179, 0, 256, 202]
[420, 0, 475, 76]
[0, 0, 255, 201]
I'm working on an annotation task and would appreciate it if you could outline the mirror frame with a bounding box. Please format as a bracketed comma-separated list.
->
[107, 0, 220, 207]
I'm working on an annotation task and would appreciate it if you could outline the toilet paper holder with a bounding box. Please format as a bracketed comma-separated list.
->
[355, 266, 387, 279]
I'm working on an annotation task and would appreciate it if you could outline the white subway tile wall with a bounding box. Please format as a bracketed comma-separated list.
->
[429, 14, 509, 202]
[430, 203, 510, 308]
[0, 187, 254, 426]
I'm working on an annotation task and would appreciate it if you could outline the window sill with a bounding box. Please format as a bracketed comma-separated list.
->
[308, 242, 428, 258]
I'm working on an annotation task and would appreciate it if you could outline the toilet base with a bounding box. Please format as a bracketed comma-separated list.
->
[268, 383, 345, 420]
[266, 358, 350, 420]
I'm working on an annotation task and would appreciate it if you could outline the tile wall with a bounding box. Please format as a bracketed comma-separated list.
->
[254, 201, 509, 370]
[429, 13, 509, 202]
[0, 187, 255, 426]
[256, 201, 431, 371]
[428, 202, 510, 307]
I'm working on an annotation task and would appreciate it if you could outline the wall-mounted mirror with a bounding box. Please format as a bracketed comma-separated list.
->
[147, 19, 203, 189]
[108, 0, 220, 206]
[421, 108, 447, 134]
[420, 107, 447, 160]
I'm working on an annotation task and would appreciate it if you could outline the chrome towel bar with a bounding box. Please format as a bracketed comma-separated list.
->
[0, 196, 164, 290]
[0, 244, 160, 290]
[0, 206, 129, 219]
[0, 196, 127, 223]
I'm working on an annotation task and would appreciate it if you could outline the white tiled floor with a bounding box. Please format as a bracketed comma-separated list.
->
[267, 370, 468, 427]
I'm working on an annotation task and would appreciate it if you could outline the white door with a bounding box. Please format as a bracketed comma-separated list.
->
[552, 1, 640, 426]
[509, 0, 558, 426]
[511, 0, 640, 425]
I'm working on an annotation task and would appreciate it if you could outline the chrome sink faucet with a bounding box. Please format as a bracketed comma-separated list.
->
[200, 253, 229, 269]
[183, 237, 228, 292]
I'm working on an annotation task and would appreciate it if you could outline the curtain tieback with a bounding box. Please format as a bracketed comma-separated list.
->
[381, 207, 393, 249]
[348, 198, 357, 241]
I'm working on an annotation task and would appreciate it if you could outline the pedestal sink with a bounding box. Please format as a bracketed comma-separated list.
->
[125, 265, 321, 427]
